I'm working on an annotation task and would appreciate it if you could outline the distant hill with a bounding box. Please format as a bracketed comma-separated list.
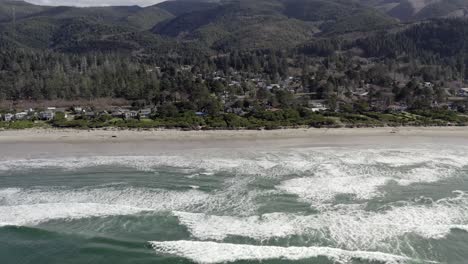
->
[0, 0, 465, 53]
[156, 0, 221, 16]
[0, 0, 49, 22]
[361, 0, 468, 20]
[152, 0, 396, 50]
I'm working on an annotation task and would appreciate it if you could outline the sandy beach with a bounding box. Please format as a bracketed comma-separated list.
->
[1, 127, 468, 159]
[1, 126, 468, 143]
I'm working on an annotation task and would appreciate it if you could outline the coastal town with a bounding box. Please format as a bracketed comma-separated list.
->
[1, 73, 468, 129]
[1, 71, 468, 125]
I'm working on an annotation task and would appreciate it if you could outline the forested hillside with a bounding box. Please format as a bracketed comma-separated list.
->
[0, 0, 468, 125]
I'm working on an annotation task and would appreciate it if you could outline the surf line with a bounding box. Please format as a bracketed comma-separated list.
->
[149, 240, 438, 264]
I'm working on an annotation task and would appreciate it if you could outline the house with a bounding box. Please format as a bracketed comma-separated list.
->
[124, 111, 139, 119]
[423, 82, 434, 88]
[3, 113, 14, 122]
[308, 100, 329, 112]
[14, 112, 28, 120]
[73, 106, 83, 113]
[180, 65, 192, 71]
[39, 110, 55, 120]
[139, 108, 152, 118]
[458, 88, 468, 97]
[111, 110, 124, 118]
[195, 112, 207, 117]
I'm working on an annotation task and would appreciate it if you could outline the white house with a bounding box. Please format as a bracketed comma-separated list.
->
[458, 88, 468, 97]
[73, 106, 83, 113]
[308, 100, 329, 112]
[14, 112, 28, 120]
[3, 113, 14, 122]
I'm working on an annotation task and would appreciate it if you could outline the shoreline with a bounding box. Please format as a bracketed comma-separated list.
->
[1, 126, 468, 159]
[1, 126, 468, 143]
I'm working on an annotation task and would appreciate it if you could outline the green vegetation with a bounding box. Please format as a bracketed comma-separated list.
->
[0, 120, 48, 129]
[4, 108, 466, 130]
[1, 0, 468, 130]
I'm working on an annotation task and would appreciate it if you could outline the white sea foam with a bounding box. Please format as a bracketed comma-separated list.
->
[0, 187, 210, 212]
[149, 241, 417, 264]
[0, 147, 466, 213]
[1, 146, 465, 176]
[0, 203, 148, 226]
[0, 182, 268, 216]
[277, 159, 460, 207]
[0, 155, 275, 175]
[173, 192, 468, 251]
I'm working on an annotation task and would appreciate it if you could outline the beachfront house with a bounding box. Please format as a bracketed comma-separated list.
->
[14, 112, 28, 120]
[3, 113, 14, 122]
[73, 106, 83, 113]
[458, 88, 468, 97]
[111, 109, 125, 118]
[39, 110, 55, 120]
[139, 108, 152, 118]
[124, 111, 139, 120]
[308, 100, 329, 112]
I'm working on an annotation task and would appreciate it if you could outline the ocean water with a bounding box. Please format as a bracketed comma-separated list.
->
[1, 143, 468, 264]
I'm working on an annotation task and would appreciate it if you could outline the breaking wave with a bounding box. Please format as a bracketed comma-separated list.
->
[0, 203, 147, 227]
[173, 191, 468, 251]
[0, 146, 466, 177]
[149, 240, 423, 264]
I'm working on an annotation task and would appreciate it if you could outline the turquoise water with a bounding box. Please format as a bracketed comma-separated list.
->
[1, 145, 468, 264]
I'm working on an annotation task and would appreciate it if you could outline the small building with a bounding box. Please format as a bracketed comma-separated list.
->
[73, 106, 83, 113]
[3, 113, 14, 122]
[139, 108, 152, 118]
[39, 110, 55, 120]
[14, 112, 28, 120]
[423, 82, 434, 88]
[124, 111, 139, 119]
[180, 65, 192, 71]
[308, 100, 329, 112]
[112, 110, 124, 118]
[458, 88, 468, 97]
